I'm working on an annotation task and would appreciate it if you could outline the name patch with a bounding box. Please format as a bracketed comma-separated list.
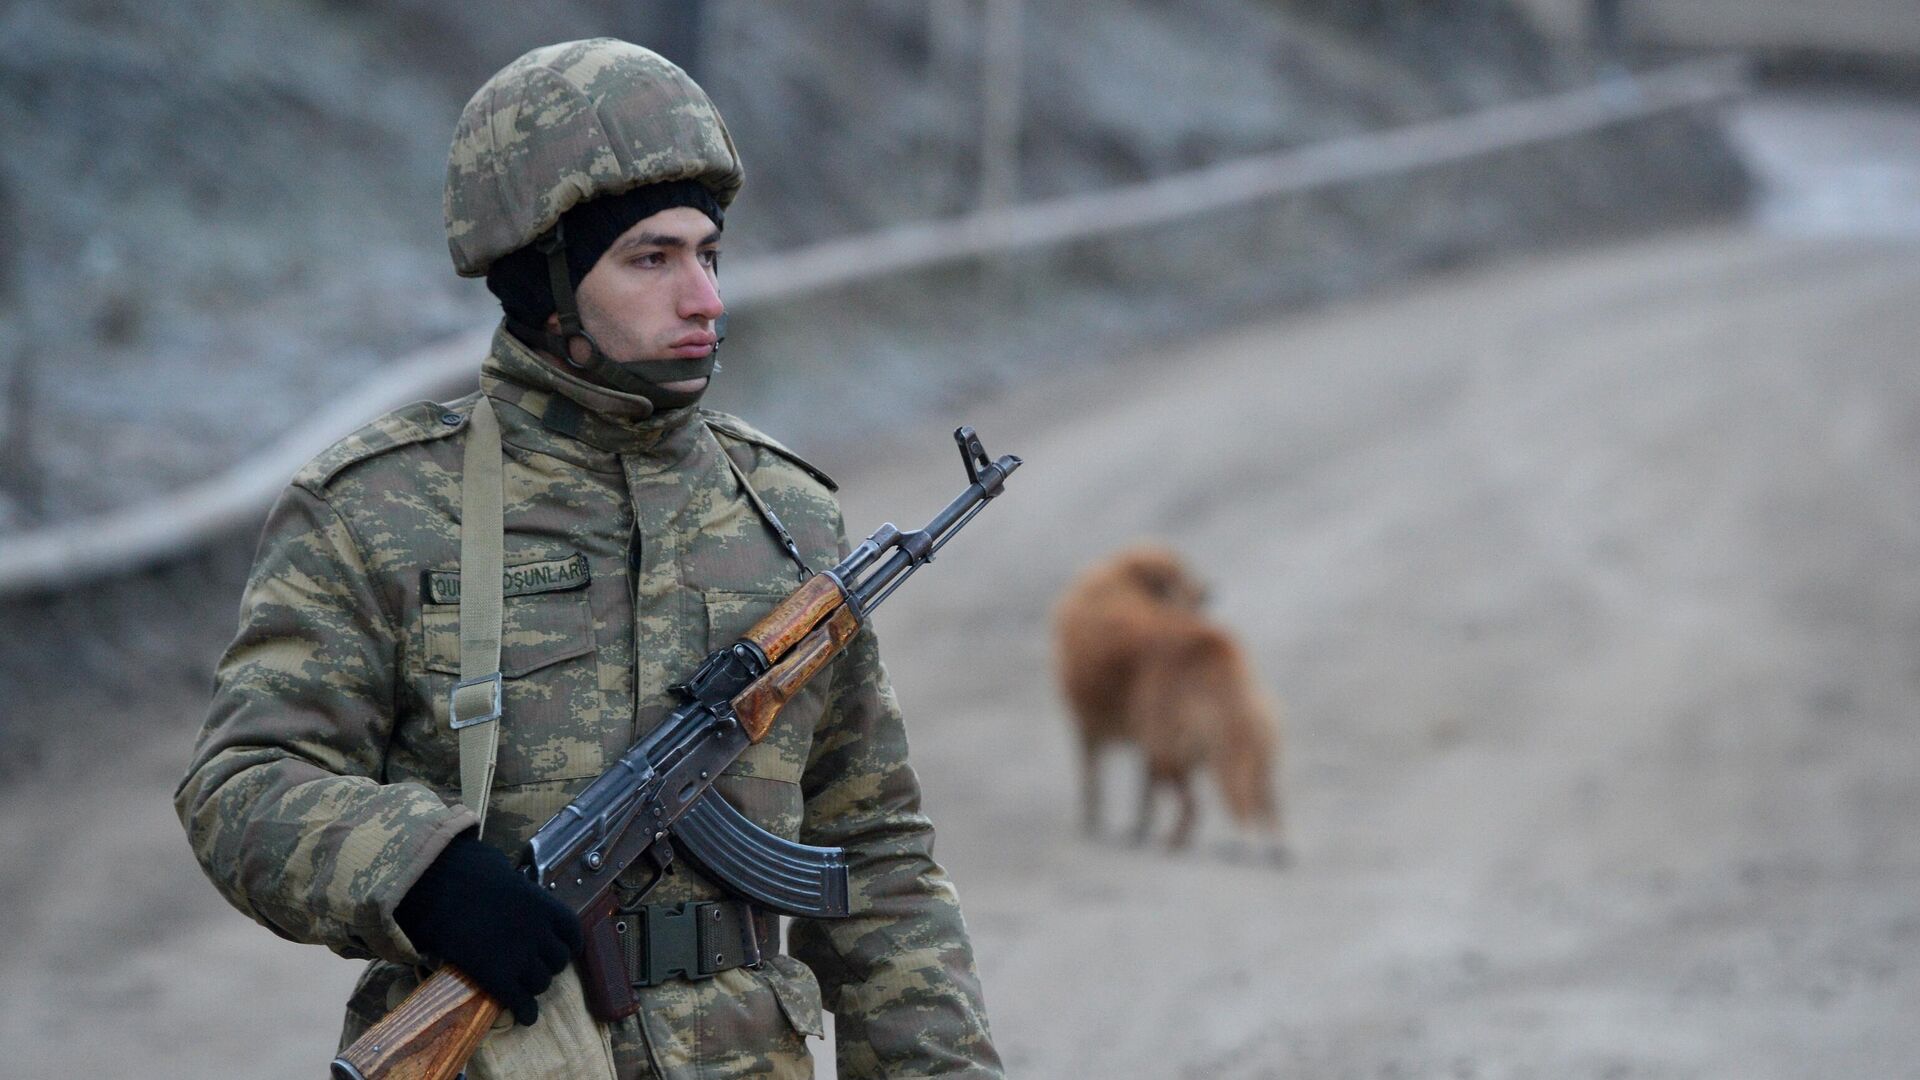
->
[423, 553, 590, 605]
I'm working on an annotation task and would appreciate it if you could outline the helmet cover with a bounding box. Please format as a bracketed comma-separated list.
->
[445, 38, 742, 277]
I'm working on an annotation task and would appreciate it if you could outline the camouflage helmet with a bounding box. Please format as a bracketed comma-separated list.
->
[445, 38, 743, 278]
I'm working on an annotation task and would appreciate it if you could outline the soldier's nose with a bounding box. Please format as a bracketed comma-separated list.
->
[681, 271, 724, 322]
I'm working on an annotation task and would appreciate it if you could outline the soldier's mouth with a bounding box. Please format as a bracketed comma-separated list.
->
[664, 334, 718, 358]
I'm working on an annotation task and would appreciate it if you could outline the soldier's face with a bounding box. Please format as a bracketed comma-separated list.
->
[550, 206, 725, 394]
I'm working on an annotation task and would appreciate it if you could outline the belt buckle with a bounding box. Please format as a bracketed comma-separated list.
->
[735, 905, 765, 971]
[631, 901, 765, 986]
[641, 902, 705, 985]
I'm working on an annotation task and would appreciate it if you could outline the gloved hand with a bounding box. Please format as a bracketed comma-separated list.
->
[395, 831, 583, 1026]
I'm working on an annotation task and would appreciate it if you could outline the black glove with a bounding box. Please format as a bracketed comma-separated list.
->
[395, 831, 583, 1026]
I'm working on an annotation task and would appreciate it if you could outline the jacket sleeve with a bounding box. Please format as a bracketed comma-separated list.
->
[173, 483, 477, 964]
[786, 618, 1005, 1079]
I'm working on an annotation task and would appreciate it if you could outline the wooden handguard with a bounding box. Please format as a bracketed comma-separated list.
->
[330, 965, 500, 1080]
[735, 605, 862, 743]
[740, 573, 845, 664]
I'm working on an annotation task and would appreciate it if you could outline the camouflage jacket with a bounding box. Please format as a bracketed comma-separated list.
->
[175, 326, 1003, 1079]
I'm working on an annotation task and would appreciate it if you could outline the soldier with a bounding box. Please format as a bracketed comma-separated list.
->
[175, 38, 1003, 1080]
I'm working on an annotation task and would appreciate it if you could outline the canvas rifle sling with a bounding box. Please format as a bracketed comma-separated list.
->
[451, 396, 507, 835]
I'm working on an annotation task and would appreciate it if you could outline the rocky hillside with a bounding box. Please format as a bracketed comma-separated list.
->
[0, 0, 1745, 525]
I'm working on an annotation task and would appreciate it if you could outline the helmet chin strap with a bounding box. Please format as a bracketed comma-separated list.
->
[526, 223, 720, 415]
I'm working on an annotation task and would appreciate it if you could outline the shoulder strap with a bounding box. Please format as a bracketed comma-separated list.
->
[708, 420, 814, 581]
[701, 411, 838, 491]
[451, 397, 506, 835]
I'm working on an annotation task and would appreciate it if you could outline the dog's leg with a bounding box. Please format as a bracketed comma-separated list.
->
[1260, 794, 1291, 867]
[1227, 820, 1291, 868]
[1080, 734, 1103, 838]
[1260, 784, 1291, 866]
[1244, 757, 1290, 867]
[1132, 765, 1158, 846]
[1167, 775, 1198, 850]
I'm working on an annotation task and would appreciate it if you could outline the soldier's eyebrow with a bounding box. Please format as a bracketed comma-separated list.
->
[612, 229, 724, 255]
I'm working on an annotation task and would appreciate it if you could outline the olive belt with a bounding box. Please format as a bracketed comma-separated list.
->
[614, 900, 778, 988]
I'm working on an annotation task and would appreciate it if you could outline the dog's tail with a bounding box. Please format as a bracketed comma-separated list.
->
[1194, 631, 1284, 834]
[1134, 627, 1284, 833]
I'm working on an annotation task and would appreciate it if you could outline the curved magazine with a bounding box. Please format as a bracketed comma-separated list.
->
[674, 790, 850, 918]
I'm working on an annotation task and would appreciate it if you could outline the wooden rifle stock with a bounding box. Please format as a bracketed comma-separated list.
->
[330, 966, 499, 1080]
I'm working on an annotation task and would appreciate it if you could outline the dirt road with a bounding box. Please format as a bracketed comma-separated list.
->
[833, 223, 1920, 1079]
[6, 222, 1918, 1078]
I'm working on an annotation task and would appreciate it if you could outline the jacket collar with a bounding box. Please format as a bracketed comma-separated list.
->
[478, 323, 705, 469]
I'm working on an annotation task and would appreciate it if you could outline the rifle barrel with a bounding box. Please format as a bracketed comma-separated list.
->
[844, 451, 1020, 614]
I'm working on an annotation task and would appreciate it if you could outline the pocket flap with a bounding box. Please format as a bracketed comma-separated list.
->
[421, 589, 596, 677]
[761, 955, 826, 1039]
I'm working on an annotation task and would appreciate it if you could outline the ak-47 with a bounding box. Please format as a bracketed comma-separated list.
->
[332, 427, 1022, 1080]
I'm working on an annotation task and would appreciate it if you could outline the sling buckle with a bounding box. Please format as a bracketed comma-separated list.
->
[448, 671, 503, 730]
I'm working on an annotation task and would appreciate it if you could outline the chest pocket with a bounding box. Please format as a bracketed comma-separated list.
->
[704, 590, 826, 840]
[419, 579, 606, 788]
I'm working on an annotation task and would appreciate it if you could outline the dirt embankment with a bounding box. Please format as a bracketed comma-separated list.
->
[0, 0, 1742, 524]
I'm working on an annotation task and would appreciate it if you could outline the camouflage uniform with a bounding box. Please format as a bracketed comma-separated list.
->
[174, 326, 1004, 1078]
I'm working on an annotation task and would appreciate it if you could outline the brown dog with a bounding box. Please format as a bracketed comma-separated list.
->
[1053, 545, 1286, 862]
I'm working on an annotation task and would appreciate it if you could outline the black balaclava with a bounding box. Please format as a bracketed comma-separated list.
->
[487, 179, 725, 413]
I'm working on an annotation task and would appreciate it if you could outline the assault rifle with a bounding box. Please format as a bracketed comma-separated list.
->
[332, 427, 1022, 1080]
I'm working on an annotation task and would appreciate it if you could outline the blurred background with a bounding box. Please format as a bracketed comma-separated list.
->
[2, 1, 1917, 1076]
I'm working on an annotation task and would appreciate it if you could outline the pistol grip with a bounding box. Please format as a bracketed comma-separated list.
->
[578, 901, 638, 1022]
